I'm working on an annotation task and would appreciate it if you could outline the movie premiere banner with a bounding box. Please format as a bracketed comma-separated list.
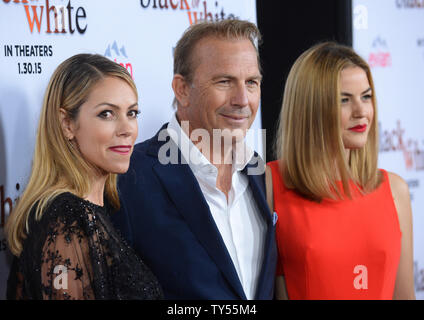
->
[0, 0, 259, 299]
[353, 0, 424, 299]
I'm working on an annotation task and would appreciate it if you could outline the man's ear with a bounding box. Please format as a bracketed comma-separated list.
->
[59, 108, 75, 140]
[172, 74, 191, 108]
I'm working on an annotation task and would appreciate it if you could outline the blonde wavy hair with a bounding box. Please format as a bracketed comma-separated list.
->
[275, 42, 380, 201]
[6, 54, 137, 256]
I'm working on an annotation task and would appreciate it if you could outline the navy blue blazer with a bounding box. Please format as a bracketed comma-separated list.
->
[112, 124, 277, 299]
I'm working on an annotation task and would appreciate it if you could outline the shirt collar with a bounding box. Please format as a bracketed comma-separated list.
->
[167, 113, 255, 174]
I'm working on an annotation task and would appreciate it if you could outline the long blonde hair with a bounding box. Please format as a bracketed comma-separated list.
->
[6, 54, 137, 256]
[275, 42, 380, 201]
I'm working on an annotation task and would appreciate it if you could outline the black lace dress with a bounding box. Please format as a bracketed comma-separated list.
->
[6, 192, 163, 300]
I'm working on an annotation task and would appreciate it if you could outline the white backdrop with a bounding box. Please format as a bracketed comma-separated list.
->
[353, 0, 424, 299]
[0, 0, 259, 299]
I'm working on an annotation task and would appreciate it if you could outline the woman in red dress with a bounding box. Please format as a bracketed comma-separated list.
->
[266, 42, 415, 299]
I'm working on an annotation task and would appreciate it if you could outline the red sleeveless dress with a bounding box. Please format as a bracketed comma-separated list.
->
[268, 160, 401, 299]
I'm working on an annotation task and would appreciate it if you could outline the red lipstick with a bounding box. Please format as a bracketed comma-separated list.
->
[109, 145, 132, 155]
[349, 124, 367, 132]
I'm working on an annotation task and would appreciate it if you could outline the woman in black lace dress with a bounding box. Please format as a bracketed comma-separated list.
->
[5, 54, 163, 300]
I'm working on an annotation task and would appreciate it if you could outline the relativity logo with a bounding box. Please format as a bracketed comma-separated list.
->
[104, 41, 134, 78]
[2, 0, 87, 34]
[368, 36, 392, 68]
[139, 0, 238, 25]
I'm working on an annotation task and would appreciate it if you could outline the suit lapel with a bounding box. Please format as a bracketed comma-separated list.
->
[242, 160, 272, 226]
[148, 125, 247, 299]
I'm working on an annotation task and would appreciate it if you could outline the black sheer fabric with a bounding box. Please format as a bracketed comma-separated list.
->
[7, 192, 163, 300]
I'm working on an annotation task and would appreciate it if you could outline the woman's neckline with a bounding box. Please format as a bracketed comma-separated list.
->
[63, 192, 105, 210]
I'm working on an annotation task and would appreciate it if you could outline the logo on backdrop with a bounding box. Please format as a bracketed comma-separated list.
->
[414, 261, 424, 293]
[0, 183, 20, 230]
[396, 0, 424, 9]
[2, 0, 87, 75]
[418, 37, 424, 60]
[379, 120, 424, 171]
[2, 0, 87, 34]
[139, 0, 238, 25]
[104, 41, 134, 79]
[368, 36, 392, 68]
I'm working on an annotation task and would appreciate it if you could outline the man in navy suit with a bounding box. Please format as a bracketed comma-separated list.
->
[113, 19, 277, 299]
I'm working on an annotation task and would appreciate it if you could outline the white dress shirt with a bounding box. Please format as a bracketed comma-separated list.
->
[167, 114, 266, 300]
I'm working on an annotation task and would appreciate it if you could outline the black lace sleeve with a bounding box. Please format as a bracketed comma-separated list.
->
[40, 217, 95, 300]
[8, 192, 163, 300]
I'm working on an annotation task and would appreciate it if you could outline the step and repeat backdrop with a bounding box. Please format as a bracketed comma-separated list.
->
[0, 0, 259, 299]
[1, 0, 423, 300]
[353, 0, 424, 299]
